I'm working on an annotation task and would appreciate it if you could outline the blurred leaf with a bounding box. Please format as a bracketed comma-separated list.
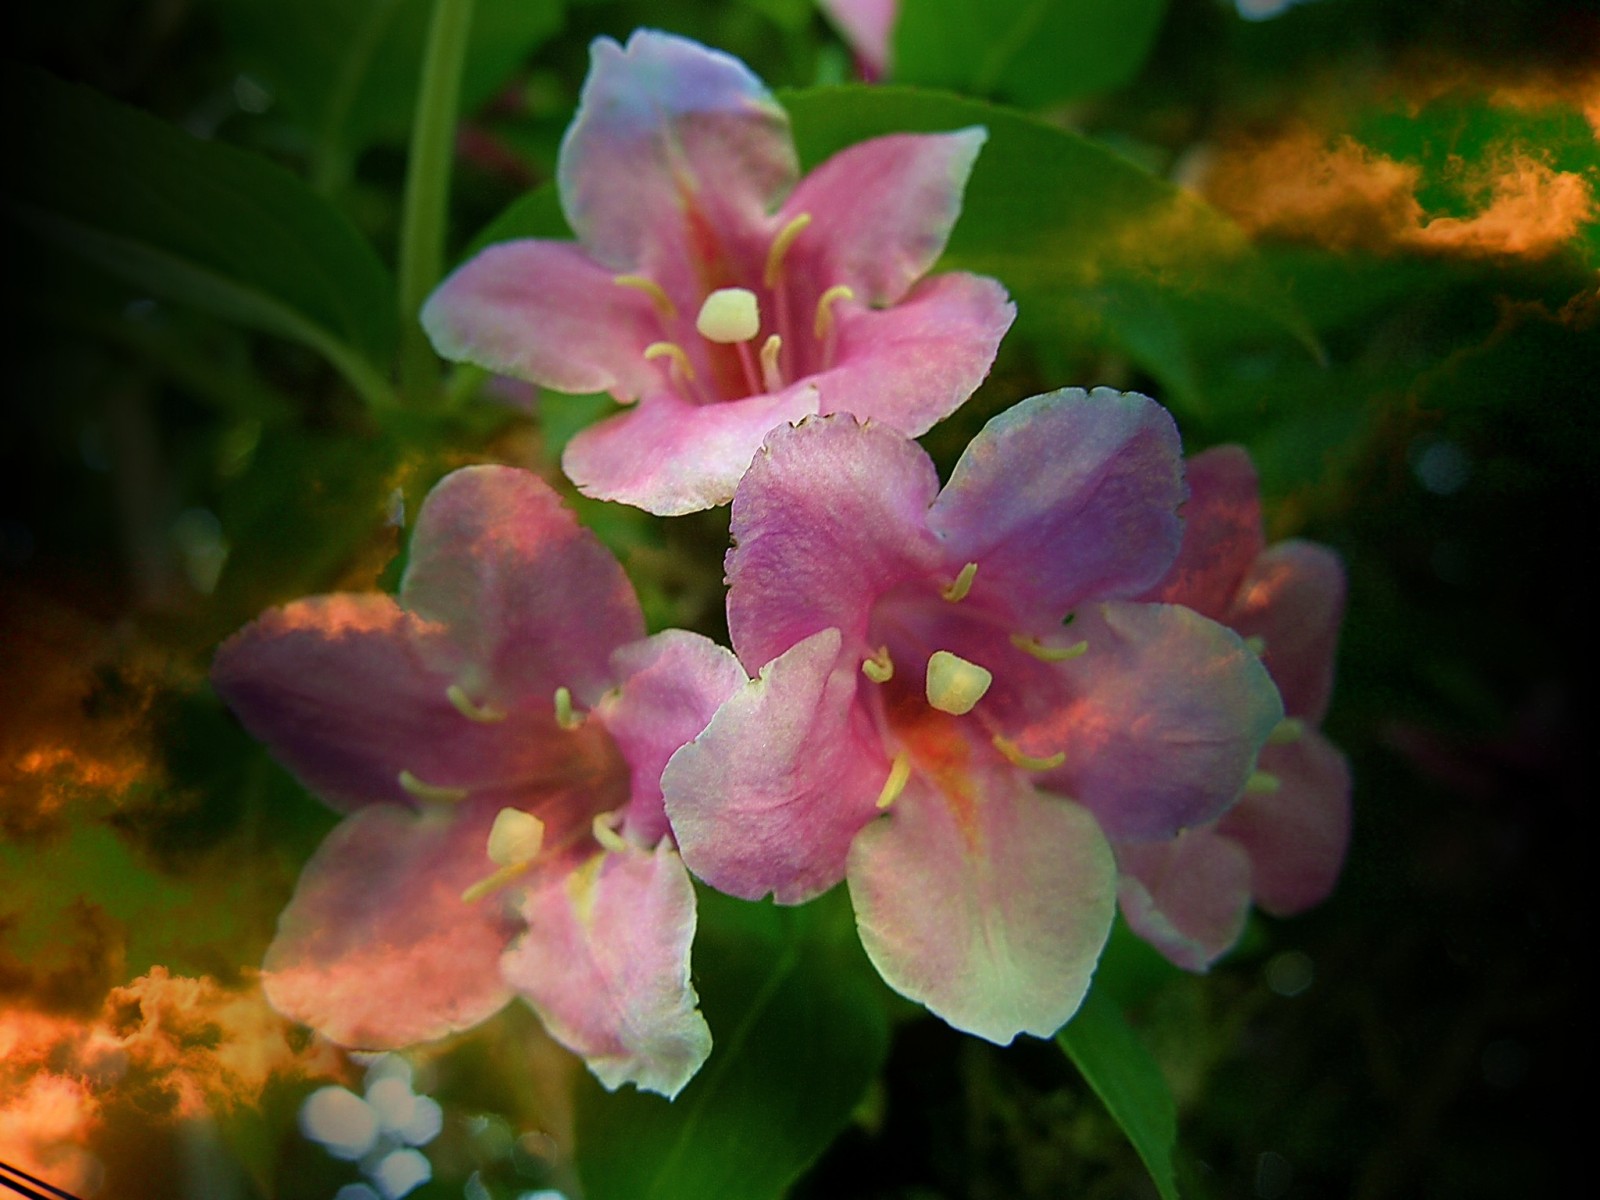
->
[781, 85, 1316, 413]
[460, 179, 570, 257]
[214, 0, 564, 176]
[1, 63, 399, 406]
[894, 0, 1166, 106]
[574, 887, 888, 1200]
[1058, 983, 1181, 1200]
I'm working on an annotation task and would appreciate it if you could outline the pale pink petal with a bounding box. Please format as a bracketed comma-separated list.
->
[663, 628, 887, 904]
[503, 843, 710, 1099]
[1115, 829, 1254, 972]
[1028, 602, 1283, 840]
[929, 388, 1186, 621]
[847, 777, 1116, 1044]
[597, 631, 748, 846]
[817, 0, 897, 78]
[726, 415, 944, 669]
[562, 385, 821, 516]
[1223, 540, 1347, 722]
[780, 131, 987, 306]
[420, 241, 661, 399]
[212, 594, 539, 812]
[559, 30, 796, 275]
[813, 273, 1015, 435]
[1216, 729, 1352, 915]
[262, 802, 516, 1048]
[401, 466, 644, 707]
[1140, 445, 1265, 618]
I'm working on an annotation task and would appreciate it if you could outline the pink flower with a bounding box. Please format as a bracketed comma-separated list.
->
[211, 467, 745, 1098]
[1115, 446, 1352, 971]
[422, 29, 1013, 515]
[660, 389, 1283, 1042]
[817, 0, 897, 80]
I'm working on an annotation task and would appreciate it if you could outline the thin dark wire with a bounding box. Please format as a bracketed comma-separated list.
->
[0, 1160, 86, 1200]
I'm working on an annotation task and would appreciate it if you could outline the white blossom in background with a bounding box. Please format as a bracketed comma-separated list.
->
[299, 1054, 442, 1199]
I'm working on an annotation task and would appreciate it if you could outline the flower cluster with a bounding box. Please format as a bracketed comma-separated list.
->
[215, 29, 1349, 1100]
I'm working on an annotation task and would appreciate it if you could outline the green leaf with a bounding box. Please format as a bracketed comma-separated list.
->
[213, 0, 564, 184]
[1, 63, 399, 408]
[781, 85, 1316, 413]
[893, 0, 1167, 106]
[1058, 984, 1181, 1200]
[574, 887, 888, 1200]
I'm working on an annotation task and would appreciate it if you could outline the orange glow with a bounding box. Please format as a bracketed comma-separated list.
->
[1409, 154, 1595, 256]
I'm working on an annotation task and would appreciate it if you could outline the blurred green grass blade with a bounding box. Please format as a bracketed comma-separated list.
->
[1058, 983, 1181, 1200]
[574, 888, 888, 1200]
[894, 0, 1167, 105]
[2, 63, 399, 408]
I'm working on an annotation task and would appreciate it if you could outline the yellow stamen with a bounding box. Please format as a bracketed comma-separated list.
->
[925, 650, 992, 716]
[941, 561, 979, 603]
[876, 754, 912, 809]
[992, 735, 1066, 772]
[862, 646, 894, 683]
[1009, 633, 1088, 662]
[398, 769, 467, 804]
[813, 284, 855, 339]
[759, 334, 784, 393]
[591, 812, 630, 854]
[644, 341, 696, 381]
[613, 273, 677, 320]
[764, 212, 812, 286]
[1244, 635, 1267, 657]
[446, 683, 506, 723]
[696, 287, 761, 343]
[486, 807, 545, 867]
[1245, 770, 1281, 794]
[1268, 717, 1306, 745]
[554, 686, 584, 731]
[461, 860, 533, 904]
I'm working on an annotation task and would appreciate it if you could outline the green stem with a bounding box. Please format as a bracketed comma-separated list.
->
[396, 0, 476, 405]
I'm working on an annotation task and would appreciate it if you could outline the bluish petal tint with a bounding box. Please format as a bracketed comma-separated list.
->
[1115, 830, 1254, 972]
[929, 388, 1186, 621]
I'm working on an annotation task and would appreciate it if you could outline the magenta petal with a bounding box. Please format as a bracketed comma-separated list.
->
[562, 385, 821, 516]
[1223, 540, 1347, 722]
[1216, 730, 1352, 915]
[503, 843, 710, 1099]
[1140, 445, 1265, 618]
[727, 415, 944, 669]
[213, 594, 514, 812]
[261, 802, 516, 1048]
[1116, 830, 1253, 972]
[814, 273, 1015, 436]
[664, 628, 887, 904]
[1034, 602, 1283, 840]
[929, 388, 1186, 620]
[848, 779, 1116, 1044]
[559, 30, 796, 273]
[781, 130, 987, 306]
[597, 630, 748, 846]
[401, 466, 644, 707]
[421, 241, 661, 399]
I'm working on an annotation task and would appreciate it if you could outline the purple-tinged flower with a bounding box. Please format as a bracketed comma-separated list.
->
[422, 29, 1014, 516]
[1114, 446, 1352, 971]
[212, 466, 745, 1098]
[661, 389, 1283, 1042]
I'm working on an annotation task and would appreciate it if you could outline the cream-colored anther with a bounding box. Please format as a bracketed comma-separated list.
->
[554, 686, 584, 731]
[992, 735, 1066, 772]
[613, 273, 677, 320]
[1009, 633, 1088, 662]
[1244, 635, 1267, 657]
[925, 650, 993, 716]
[447, 683, 506, 723]
[696, 287, 761, 343]
[644, 341, 696, 381]
[862, 646, 894, 684]
[486, 807, 545, 867]
[591, 812, 631, 854]
[941, 561, 979, 603]
[765, 212, 813, 285]
[813, 285, 855, 339]
[1268, 717, 1305, 745]
[759, 334, 784, 393]
[876, 754, 912, 810]
[398, 769, 467, 804]
[1245, 770, 1281, 794]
